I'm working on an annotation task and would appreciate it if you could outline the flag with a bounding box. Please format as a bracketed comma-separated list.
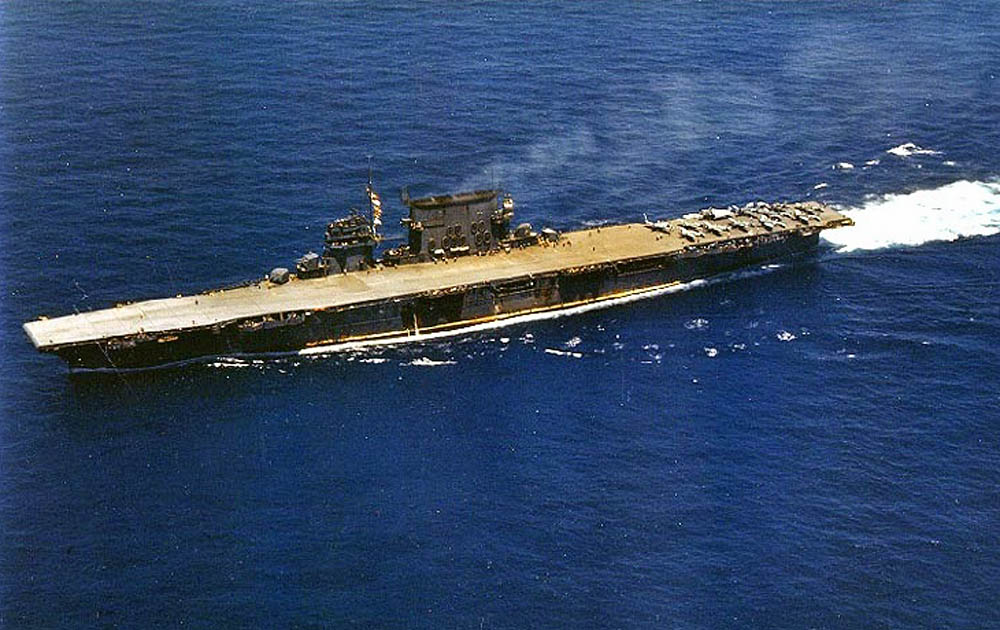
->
[368, 185, 383, 226]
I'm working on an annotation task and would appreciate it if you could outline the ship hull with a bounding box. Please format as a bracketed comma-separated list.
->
[53, 231, 820, 371]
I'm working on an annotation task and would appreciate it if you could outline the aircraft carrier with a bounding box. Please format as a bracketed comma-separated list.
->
[23, 183, 853, 370]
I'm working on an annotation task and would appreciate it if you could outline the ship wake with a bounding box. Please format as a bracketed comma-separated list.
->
[822, 179, 1000, 252]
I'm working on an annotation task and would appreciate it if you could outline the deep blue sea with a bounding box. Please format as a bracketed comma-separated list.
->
[2, 2, 999, 628]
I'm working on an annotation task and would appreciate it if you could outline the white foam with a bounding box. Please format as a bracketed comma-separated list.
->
[822, 179, 1000, 252]
[813, 182, 829, 190]
[544, 348, 583, 358]
[886, 142, 941, 157]
[685, 317, 709, 330]
[864, 159, 880, 167]
[776, 330, 797, 342]
[205, 359, 252, 369]
[406, 357, 457, 367]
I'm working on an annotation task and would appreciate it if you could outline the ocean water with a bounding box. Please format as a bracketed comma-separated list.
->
[2, 2, 999, 627]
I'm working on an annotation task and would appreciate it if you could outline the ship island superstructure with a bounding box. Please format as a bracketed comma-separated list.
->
[23, 182, 852, 370]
